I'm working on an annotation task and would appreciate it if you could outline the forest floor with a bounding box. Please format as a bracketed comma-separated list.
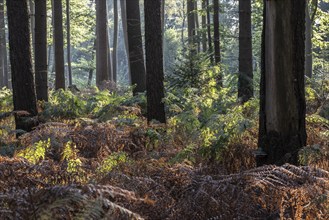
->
[0, 88, 328, 219]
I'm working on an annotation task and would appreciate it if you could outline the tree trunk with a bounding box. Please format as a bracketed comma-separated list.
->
[0, 0, 4, 87]
[66, 0, 72, 86]
[258, 0, 307, 165]
[106, 0, 113, 81]
[213, 0, 221, 64]
[112, 0, 118, 83]
[194, 0, 200, 52]
[305, 0, 318, 78]
[201, 0, 207, 52]
[238, 0, 253, 103]
[145, 0, 166, 124]
[187, 0, 196, 52]
[206, 0, 213, 63]
[126, 0, 146, 95]
[96, 0, 109, 87]
[35, 0, 48, 101]
[29, 0, 35, 61]
[6, 0, 38, 131]
[88, 39, 96, 86]
[52, 0, 65, 90]
[120, 0, 130, 82]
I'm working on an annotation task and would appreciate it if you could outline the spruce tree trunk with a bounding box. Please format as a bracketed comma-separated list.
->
[0, 0, 3, 87]
[6, 0, 38, 131]
[88, 39, 96, 86]
[96, 0, 109, 87]
[145, 0, 166, 124]
[126, 0, 146, 95]
[35, 0, 48, 101]
[202, 0, 207, 52]
[213, 0, 221, 64]
[1, 1, 8, 88]
[66, 0, 72, 86]
[112, 0, 118, 83]
[29, 0, 35, 61]
[106, 0, 112, 81]
[187, 0, 196, 52]
[52, 0, 65, 90]
[206, 0, 213, 63]
[258, 0, 307, 165]
[238, 0, 253, 103]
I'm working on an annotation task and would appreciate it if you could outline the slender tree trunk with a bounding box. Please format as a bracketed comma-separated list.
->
[35, 0, 48, 101]
[66, 0, 72, 86]
[206, 0, 213, 63]
[194, 0, 200, 52]
[52, 0, 65, 89]
[213, 0, 221, 64]
[126, 0, 146, 95]
[181, 0, 186, 46]
[0, 0, 4, 87]
[305, 0, 318, 78]
[112, 0, 118, 83]
[202, 0, 207, 52]
[187, 0, 196, 52]
[29, 0, 35, 62]
[120, 0, 130, 82]
[96, 0, 109, 87]
[258, 0, 307, 165]
[88, 39, 96, 86]
[106, 0, 113, 81]
[6, 0, 38, 131]
[145, 0, 166, 123]
[238, 0, 253, 103]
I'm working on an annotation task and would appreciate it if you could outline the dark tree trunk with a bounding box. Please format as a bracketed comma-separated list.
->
[213, 0, 221, 64]
[206, 0, 213, 63]
[6, 0, 38, 131]
[0, 0, 3, 87]
[305, 0, 318, 78]
[126, 0, 146, 95]
[238, 0, 253, 103]
[96, 0, 109, 87]
[112, 0, 118, 83]
[145, 0, 166, 124]
[258, 0, 307, 166]
[66, 0, 72, 86]
[52, 0, 65, 90]
[187, 0, 196, 52]
[201, 0, 207, 52]
[35, 0, 48, 101]
[88, 40, 96, 86]
[194, 0, 200, 52]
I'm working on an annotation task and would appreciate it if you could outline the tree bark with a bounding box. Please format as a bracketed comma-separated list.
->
[126, 0, 146, 95]
[52, 0, 65, 90]
[305, 0, 318, 78]
[96, 0, 109, 87]
[145, 0, 166, 124]
[120, 0, 130, 82]
[0, 0, 4, 87]
[258, 0, 307, 165]
[66, 0, 72, 86]
[106, 0, 113, 82]
[238, 0, 253, 103]
[213, 0, 221, 64]
[35, 0, 48, 101]
[201, 0, 207, 52]
[112, 0, 118, 83]
[29, 0, 35, 61]
[88, 39, 96, 86]
[6, 0, 38, 131]
[187, 0, 196, 52]
[206, 0, 213, 63]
